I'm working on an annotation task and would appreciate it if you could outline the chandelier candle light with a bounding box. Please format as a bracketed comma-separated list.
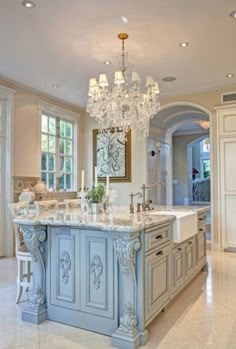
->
[86, 33, 160, 140]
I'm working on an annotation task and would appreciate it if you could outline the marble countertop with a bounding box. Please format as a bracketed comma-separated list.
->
[13, 205, 209, 234]
[13, 209, 175, 234]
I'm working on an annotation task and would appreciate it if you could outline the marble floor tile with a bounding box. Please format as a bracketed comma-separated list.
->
[1, 251, 236, 349]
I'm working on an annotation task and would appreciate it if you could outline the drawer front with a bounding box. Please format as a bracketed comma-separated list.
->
[145, 223, 171, 252]
[145, 244, 171, 322]
[198, 225, 206, 234]
[198, 213, 207, 228]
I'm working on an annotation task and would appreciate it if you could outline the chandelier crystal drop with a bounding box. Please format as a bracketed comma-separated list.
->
[86, 33, 161, 141]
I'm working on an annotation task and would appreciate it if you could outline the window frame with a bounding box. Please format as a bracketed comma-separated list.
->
[39, 101, 78, 191]
[200, 157, 210, 179]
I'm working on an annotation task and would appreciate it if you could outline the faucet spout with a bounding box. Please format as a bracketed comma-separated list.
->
[141, 181, 166, 210]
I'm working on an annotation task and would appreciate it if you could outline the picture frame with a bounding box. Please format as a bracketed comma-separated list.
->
[93, 129, 131, 182]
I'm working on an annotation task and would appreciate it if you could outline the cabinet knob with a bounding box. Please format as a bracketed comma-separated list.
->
[156, 250, 163, 256]
[188, 241, 192, 245]
[178, 247, 182, 251]
[155, 235, 163, 240]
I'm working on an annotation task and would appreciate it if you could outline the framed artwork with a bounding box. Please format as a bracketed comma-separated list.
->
[93, 129, 131, 182]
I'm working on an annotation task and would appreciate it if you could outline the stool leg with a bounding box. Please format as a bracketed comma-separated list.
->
[16, 259, 23, 304]
[26, 261, 31, 292]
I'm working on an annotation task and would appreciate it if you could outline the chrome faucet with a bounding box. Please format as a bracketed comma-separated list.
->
[129, 192, 143, 214]
[141, 181, 166, 211]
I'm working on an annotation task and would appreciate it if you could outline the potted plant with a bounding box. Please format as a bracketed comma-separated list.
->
[87, 184, 105, 214]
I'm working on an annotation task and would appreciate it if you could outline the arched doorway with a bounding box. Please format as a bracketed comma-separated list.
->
[148, 101, 212, 242]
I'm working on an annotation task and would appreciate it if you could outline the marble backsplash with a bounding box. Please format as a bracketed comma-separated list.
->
[13, 176, 77, 202]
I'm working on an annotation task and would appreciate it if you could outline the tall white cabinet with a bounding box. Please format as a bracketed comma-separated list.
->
[0, 99, 5, 257]
[216, 104, 236, 249]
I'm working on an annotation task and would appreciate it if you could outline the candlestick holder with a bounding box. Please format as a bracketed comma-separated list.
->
[78, 189, 88, 214]
[102, 195, 113, 215]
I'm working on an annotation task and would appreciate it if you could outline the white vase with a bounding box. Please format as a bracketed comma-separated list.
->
[91, 203, 102, 215]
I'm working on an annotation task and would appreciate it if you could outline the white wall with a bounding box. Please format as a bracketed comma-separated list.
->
[0, 78, 82, 181]
[82, 116, 148, 205]
[192, 142, 201, 175]
[147, 138, 158, 204]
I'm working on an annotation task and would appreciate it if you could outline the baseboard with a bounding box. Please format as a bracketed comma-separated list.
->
[223, 247, 236, 253]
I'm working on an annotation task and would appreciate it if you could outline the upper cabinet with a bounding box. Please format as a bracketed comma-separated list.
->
[217, 105, 236, 137]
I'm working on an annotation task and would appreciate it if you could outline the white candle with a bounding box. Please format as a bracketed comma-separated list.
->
[94, 166, 98, 187]
[81, 170, 84, 191]
[106, 175, 109, 196]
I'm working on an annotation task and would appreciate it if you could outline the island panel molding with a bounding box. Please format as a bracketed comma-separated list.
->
[93, 129, 131, 182]
[90, 254, 103, 290]
[60, 250, 71, 285]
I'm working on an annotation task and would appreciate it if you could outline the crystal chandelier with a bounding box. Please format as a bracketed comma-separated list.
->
[86, 33, 160, 140]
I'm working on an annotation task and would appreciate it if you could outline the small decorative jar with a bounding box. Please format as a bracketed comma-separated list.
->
[33, 180, 48, 194]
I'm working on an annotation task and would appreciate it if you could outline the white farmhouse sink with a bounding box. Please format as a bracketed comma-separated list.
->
[148, 211, 198, 243]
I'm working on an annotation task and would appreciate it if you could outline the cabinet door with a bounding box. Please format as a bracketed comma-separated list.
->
[145, 244, 170, 322]
[80, 230, 115, 319]
[185, 238, 195, 280]
[50, 227, 80, 310]
[172, 244, 185, 294]
[196, 229, 206, 268]
[219, 137, 236, 248]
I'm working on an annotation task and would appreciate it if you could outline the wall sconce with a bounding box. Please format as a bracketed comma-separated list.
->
[151, 150, 156, 156]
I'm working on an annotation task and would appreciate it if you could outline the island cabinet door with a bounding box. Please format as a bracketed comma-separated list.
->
[80, 230, 115, 319]
[172, 243, 185, 295]
[196, 228, 206, 268]
[185, 237, 195, 280]
[145, 244, 171, 323]
[50, 227, 80, 310]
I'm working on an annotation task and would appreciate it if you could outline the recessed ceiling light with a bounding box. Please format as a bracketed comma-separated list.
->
[162, 76, 176, 82]
[226, 73, 234, 78]
[52, 84, 59, 88]
[104, 61, 112, 65]
[179, 42, 189, 48]
[229, 10, 236, 19]
[22, 1, 36, 8]
[121, 16, 128, 24]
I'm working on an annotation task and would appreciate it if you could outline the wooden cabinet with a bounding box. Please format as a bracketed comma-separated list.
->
[216, 105, 236, 249]
[196, 228, 206, 268]
[172, 243, 185, 294]
[49, 226, 80, 310]
[172, 237, 196, 295]
[47, 227, 118, 336]
[185, 237, 195, 280]
[145, 243, 171, 323]
[80, 229, 115, 319]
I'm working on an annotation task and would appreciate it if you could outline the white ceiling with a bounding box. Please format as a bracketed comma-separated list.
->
[0, 0, 236, 107]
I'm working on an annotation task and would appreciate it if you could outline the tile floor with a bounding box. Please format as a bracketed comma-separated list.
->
[1, 250, 236, 349]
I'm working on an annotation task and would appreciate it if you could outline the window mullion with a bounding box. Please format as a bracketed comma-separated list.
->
[55, 117, 60, 184]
